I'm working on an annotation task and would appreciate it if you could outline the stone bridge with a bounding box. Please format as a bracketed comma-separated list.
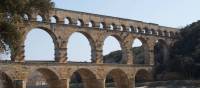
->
[0, 8, 179, 88]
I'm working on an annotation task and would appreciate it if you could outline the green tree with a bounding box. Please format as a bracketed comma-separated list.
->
[169, 20, 200, 79]
[0, 0, 54, 58]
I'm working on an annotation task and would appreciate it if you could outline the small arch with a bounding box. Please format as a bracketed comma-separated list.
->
[169, 31, 175, 38]
[77, 19, 84, 26]
[141, 29, 146, 34]
[154, 30, 159, 36]
[23, 14, 30, 20]
[99, 22, 105, 29]
[88, 21, 95, 27]
[135, 69, 152, 84]
[36, 15, 43, 22]
[0, 71, 13, 88]
[105, 69, 129, 88]
[144, 28, 149, 34]
[157, 30, 163, 36]
[128, 26, 134, 32]
[69, 68, 97, 88]
[50, 16, 58, 23]
[64, 17, 71, 24]
[151, 29, 156, 35]
[119, 25, 126, 31]
[109, 23, 116, 30]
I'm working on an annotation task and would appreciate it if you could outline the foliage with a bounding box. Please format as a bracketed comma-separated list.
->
[169, 20, 200, 79]
[0, 0, 54, 58]
[103, 47, 145, 64]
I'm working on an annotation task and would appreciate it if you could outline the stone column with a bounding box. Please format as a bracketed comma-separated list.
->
[48, 79, 69, 88]
[55, 47, 67, 63]
[13, 80, 26, 88]
[92, 49, 103, 64]
[93, 41, 103, 64]
[123, 39, 133, 65]
[55, 39, 67, 63]
[83, 79, 105, 88]
[146, 39, 155, 65]
[11, 44, 25, 62]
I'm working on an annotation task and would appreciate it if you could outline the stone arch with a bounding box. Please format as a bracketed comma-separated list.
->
[69, 68, 98, 88]
[22, 13, 31, 21]
[88, 20, 95, 27]
[76, 19, 84, 26]
[105, 69, 129, 88]
[119, 25, 126, 31]
[24, 27, 59, 61]
[109, 23, 116, 30]
[0, 71, 13, 88]
[103, 34, 128, 64]
[154, 39, 169, 65]
[64, 17, 72, 24]
[135, 69, 152, 84]
[132, 37, 149, 64]
[36, 14, 47, 22]
[128, 26, 134, 32]
[99, 22, 106, 29]
[66, 31, 96, 62]
[154, 39, 169, 80]
[26, 68, 60, 88]
[50, 15, 59, 23]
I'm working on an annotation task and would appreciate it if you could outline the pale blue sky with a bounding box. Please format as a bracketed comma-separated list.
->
[3, 0, 200, 61]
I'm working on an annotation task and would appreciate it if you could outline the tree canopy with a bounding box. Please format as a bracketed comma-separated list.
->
[0, 0, 54, 58]
[169, 20, 200, 79]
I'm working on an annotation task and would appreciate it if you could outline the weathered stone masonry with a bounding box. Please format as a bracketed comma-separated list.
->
[0, 8, 179, 88]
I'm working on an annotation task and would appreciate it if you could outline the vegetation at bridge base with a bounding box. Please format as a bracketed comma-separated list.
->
[0, 0, 54, 58]
[167, 20, 200, 80]
[103, 47, 144, 64]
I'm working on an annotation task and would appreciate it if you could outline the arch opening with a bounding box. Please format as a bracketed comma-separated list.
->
[26, 68, 59, 88]
[50, 16, 57, 23]
[99, 22, 105, 29]
[103, 36, 123, 64]
[154, 39, 169, 80]
[135, 69, 152, 87]
[36, 15, 43, 22]
[105, 69, 129, 88]
[64, 17, 71, 24]
[77, 19, 84, 27]
[69, 69, 97, 88]
[88, 21, 94, 27]
[67, 32, 95, 63]
[132, 38, 147, 64]
[0, 41, 11, 60]
[23, 14, 29, 20]
[24, 28, 56, 61]
[0, 71, 13, 88]
[119, 25, 125, 31]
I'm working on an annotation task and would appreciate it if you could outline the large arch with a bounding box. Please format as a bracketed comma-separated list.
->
[105, 69, 129, 88]
[0, 71, 13, 88]
[69, 68, 99, 88]
[154, 39, 169, 65]
[132, 37, 149, 64]
[26, 68, 60, 88]
[67, 32, 96, 62]
[135, 69, 152, 87]
[24, 27, 58, 61]
[103, 35, 127, 64]
[154, 39, 169, 80]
